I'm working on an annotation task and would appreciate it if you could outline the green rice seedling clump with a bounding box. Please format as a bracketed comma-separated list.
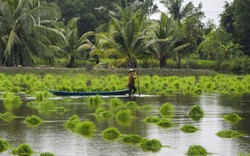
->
[88, 96, 102, 110]
[186, 145, 208, 156]
[156, 118, 174, 129]
[40, 152, 55, 156]
[159, 102, 174, 118]
[223, 113, 242, 124]
[115, 109, 132, 123]
[76, 121, 96, 138]
[37, 100, 57, 115]
[144, 116, 161, 124]
[0, 138, 10, 153]
[3, 93, 22, 112]
[0, 112, 16, 122]
[64, 115, 81, 132]
[101, 127, 121, 141]
[12, 143, 34, 156]
[180, 124, 199, 133]
[140, 138, 162, 153]
[95, 108, 113, 120]
[109, 98, 123, 111]
[24, 115, 43, 127]
[188, 105, 204, 120]
[216, 130, 246, 138]
[121, 134, 143, 144]
[139, 105, 153, 112]
[126, 101, 139, 111]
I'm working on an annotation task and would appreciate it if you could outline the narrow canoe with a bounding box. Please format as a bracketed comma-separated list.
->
[46, 87, 130, 96]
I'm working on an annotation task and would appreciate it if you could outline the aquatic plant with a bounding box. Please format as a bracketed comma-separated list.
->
[216, 130, 246, 138]
[12, 143, 34, 156]
[223, 113, 242, 124]
[144, 116, 161, 124]
[101, 127, 121, 141]
[0, 112, 16, 122]
[180, 124, 199, 133]
[140, 138, 162, 153]
[88, 96, 102, 110]
[0, 138, 10, 153]
[3, 93, 22, 112]
[156, 118, 174, 129]
[76, 121, 96, 138]
[121, 134, 143, 144]
[64, 115, 81, 132]
[188, 105, 204, 120]
[186, 145, 208, 156]
[159, 102, 174, 118]
[40, 152, 55, 156]
[115, 109, 132, 126]
[24, 115, 43, 127]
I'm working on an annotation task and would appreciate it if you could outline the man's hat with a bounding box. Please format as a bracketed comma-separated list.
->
[129, 69, 135, 73]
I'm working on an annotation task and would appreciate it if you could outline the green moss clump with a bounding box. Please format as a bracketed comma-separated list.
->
[144, 116, 161, 124]
[187, 145, 208, 156]
[0, 138, 10, 153]
[40, 152, 55, 156]
[75, 121, 96, 138]
[216, 130, 246, 138]
[188, 105, 204, 120]
[121, 134, 143, 144]
[64, 115, 81, 132]
[159, 102, 174, 118]
[156, 118, 174, 129]
[24, 115, 43, 127]
[180, 124, 199, 133]
[140, 138, 162, 153]
[101, 127, 121, 141]
[223, 113, 242, 124]
[0, 112, 16, 122]
[12, 143, 34, 156]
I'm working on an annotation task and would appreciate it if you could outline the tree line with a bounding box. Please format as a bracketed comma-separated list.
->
[0, 0, 249, 70]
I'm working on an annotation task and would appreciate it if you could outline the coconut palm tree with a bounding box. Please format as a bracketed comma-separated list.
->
[0, 0, 62, 66]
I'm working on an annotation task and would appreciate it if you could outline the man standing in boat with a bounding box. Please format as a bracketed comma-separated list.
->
[128, 69, 137, 95]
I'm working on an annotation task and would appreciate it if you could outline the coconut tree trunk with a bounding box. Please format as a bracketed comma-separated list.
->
[159, 56, 167, 68]
[66, 56, 75, 68]
[176, 51, 181, 68]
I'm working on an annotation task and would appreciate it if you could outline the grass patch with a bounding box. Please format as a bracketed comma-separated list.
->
[180, 124, 199, 133]
[186, 145, 208, 156]
[188, 105, 204, 120]
[216, 130, 246, 138]
[101, 127, 121, 141]
[223, 113, 242, 124]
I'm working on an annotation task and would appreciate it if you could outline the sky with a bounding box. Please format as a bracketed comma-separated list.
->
[151, 0, 234, 25]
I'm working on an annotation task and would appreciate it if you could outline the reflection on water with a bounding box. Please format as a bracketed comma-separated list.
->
[0, 94, 250, 156]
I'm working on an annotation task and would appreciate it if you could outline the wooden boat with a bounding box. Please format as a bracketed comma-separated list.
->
[46, 87, 130, 96]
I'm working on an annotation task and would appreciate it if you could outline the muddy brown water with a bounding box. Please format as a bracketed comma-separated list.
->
[0, 93, 250, 156]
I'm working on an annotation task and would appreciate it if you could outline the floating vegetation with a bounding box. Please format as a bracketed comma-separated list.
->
[3, 93, 22, 112]
[24, 115, 43, 127]
[144, 116, 161, 124]
[156, 118, 174, 129]
[140, 138, 162, 153]
[115, 109, 132, 126]
[216, 130, 246, 138]
[186, 145, 208, 156]
[126, 101, 139, 111]
[121, 134, 143, 144]
[0, 138, 10, 153]
[88, 96, 102, 110]
[64, 115, 81, 132]
[188, 105, 204, 120]
[76, 121, 96, 138]
[139, 105, 153, 112]
[12, 143, 34, 156]
[40, 152, 55, 156]
[101, 127, 121, 141]
[180, 124, 199, 133]
[94, 108, 113, 120]
[0, 112, 16, 122]
[223, 113, 242, 124]
[159, 102, 174, 118]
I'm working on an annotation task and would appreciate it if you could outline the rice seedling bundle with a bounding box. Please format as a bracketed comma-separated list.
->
[101, 127, 121, 141]
[76, 121, 96, 138]
[3, 93, 22, 112]
[94, 108, 113, 120]
[126, 101, 139, 111]
[37, 100, 57, 115]
[156, 118, 174, 129]
[223, 113, 242, 124]
[0, 138, 10, 153]
[159, 102, 174, 118]
[121, 134, 143, 144]
[216, 130, 246, 138]
[64, 115, 81, 132]
[140, 138, 162, 152]
[139, 105, 153, 112]
[12, 143, 34, 156]
[40, 152, 55, 156]
[115, 109, 132, 123]
[88, 96, 102, 110]
[180, 124, 199, 133]
[0, 112, 16, 122]
[109, 98, 123, 112]
[186, 145, 208, 156]
[188, 105, 204, 120]
[144, 116, 161, 124]
[24, 115, 43, 127]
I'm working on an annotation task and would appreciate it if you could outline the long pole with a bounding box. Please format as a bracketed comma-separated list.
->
[38, 0, 40, 26]
[137, 62, 141, 96]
